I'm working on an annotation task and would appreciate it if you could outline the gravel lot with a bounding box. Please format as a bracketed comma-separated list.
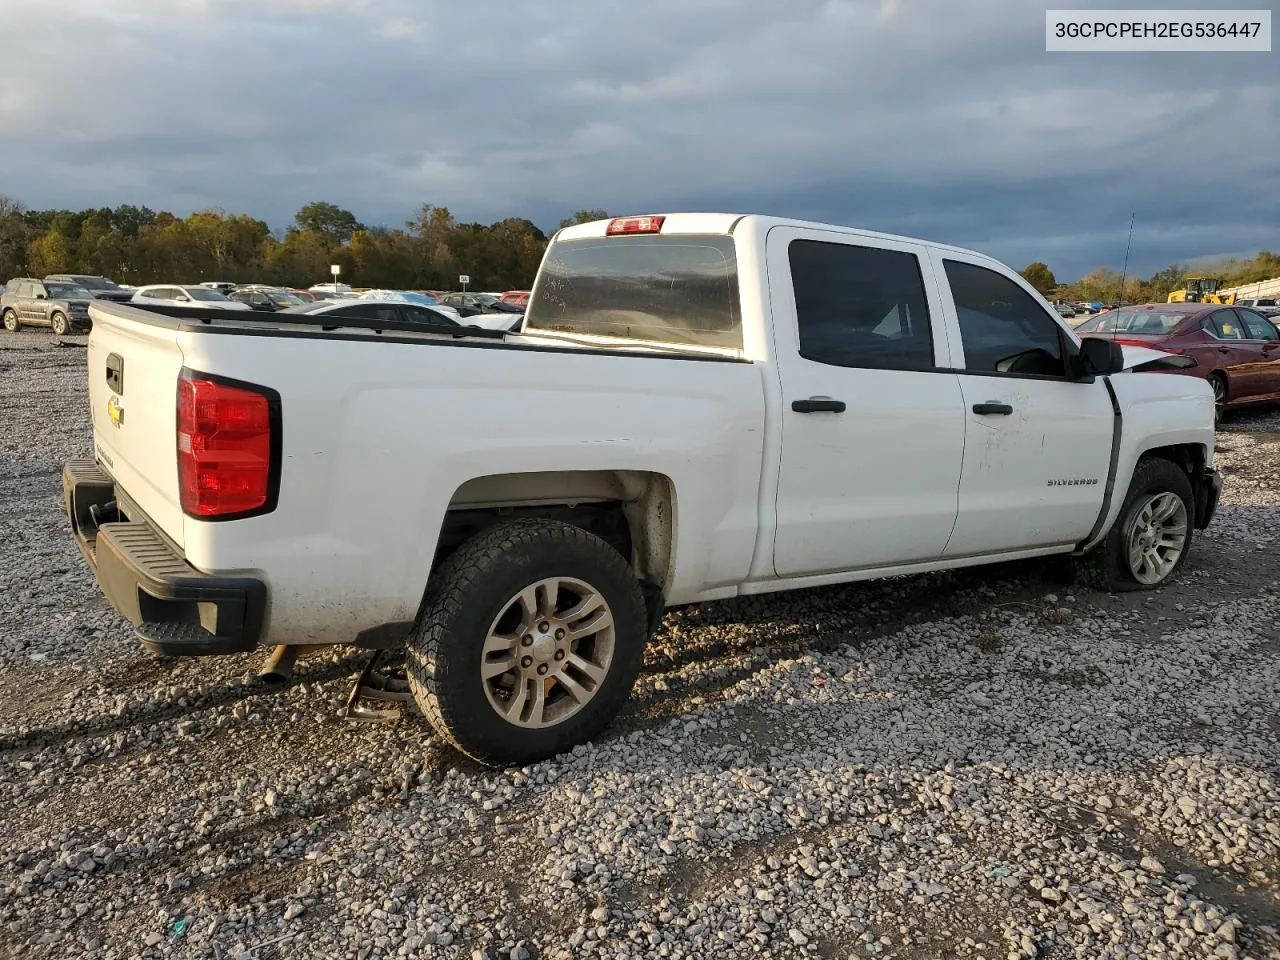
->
[2, 331, 1278, 960]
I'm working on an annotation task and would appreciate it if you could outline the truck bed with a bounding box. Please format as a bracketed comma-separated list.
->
[78, 299, 766, 650]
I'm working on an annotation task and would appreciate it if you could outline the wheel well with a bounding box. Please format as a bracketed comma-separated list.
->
[1140, 443, 1204, 479]
[433, 470, 675, 591]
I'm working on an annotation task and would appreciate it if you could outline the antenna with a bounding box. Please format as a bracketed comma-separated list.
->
[1117, 211, 1135, 304]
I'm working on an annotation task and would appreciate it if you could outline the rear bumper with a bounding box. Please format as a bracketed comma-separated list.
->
[1196, 467, 1222, 530]
[62, 458, 266, 656]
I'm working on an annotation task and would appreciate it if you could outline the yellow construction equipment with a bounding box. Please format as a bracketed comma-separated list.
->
[1167, 276, 1236, 305]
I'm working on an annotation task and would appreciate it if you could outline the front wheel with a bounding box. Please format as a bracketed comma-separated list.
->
[2, 310, 18, 332]
[406, 518, 647, 766]
[1077, 458, 1194, 592]
[50, 312, 69, 336]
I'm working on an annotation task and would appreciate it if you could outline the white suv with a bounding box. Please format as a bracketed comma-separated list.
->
[130, 285, 252, 311]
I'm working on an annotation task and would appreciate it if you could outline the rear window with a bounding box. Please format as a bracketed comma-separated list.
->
[1085, 310, 1188, 335]
[186, 287, 230, 302]
[524, 234, 742, 349]
[47, 283, 91, 299]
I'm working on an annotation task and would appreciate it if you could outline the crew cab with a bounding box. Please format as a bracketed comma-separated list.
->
[63, 213, 1221, 766]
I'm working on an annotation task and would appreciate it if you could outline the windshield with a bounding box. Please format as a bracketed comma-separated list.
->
[84, 277, 121, 291]
[266, 290, 303, 305]
[1078, 309, 1188, 335]
[46, 283, 92, 299]
[185, 287, 231, 302]
[524, 234, 742, 349]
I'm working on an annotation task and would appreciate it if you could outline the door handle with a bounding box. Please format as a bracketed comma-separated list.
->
[972, 402, 1013, 416]
[105, 353, 124, 395]
[792, 397, 846, 413]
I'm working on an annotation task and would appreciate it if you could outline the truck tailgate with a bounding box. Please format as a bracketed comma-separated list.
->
[86, 303, 187, 548]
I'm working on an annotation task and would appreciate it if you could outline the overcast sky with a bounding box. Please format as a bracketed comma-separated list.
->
[1, 0, 1276, 278]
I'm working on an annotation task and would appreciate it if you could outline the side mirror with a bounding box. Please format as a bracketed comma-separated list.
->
[175, 295, 190, 302]
[1074, 337, 1126, 378]
[35, 292, 47, 300]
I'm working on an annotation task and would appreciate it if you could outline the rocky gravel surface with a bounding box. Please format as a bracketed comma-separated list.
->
[1, 330, 1278, 960]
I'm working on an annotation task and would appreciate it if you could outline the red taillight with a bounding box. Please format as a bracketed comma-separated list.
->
[606, 215, 665, 236]
[177, 370, 277, 518]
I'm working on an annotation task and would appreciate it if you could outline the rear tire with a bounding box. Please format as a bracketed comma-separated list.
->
[1208, 373, 1227, 425]
[50, 312, 69, 337]
[2, 310, 18, 332]
[1077, 457, 1194, 592]
[406, 518, 647, 766]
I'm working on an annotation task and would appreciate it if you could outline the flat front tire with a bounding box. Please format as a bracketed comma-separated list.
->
[1078, 457, 1194, 592]
[406, 518, 647, 766]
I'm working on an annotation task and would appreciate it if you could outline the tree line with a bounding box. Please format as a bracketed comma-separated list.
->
[1019, 252, 1280, 304]
[3, 193, 1275, 300]
[0, 197, 612, 291]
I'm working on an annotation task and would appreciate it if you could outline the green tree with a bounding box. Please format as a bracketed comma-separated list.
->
[293, 202, 362, 243]
[558, 209, 610, 230]
[0, 196, 31, 279]
[109, 204, 156, 238]
[1019, 262, 1056, 296]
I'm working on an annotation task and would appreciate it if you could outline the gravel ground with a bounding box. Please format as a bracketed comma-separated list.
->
[2, 330, 1278, 960]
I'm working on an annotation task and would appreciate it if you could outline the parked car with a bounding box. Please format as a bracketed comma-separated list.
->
[280, 298, 464, 329]
[498, 289, 531, 307]
[287, 289, 320, 303]
[2, 278, 93, 334]
[45, 274, 134, 304]
[439, 292, 500, 315]
[1076, 303, 1280, 421]
[354, 290, 463, 321]
[229, 287, 306, 312]
[1054, 303, 1077, 318]
[65, 213, 1222, 767]
[309, 282, 353, 297]
[199, 282, 239, 295]
[1236, 298, 1280, 319]
[131, 285, 253, 311]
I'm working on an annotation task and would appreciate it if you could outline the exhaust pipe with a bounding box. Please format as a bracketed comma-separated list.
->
[258, 645, 300, 684]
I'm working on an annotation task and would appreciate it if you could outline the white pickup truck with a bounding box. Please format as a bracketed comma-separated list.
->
[63, 213, 1221, 765]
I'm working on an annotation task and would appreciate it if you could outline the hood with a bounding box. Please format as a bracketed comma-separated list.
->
[1118, 343, 1195, 372]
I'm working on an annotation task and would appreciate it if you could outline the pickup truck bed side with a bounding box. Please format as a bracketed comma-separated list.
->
[82, 302, 768, 646]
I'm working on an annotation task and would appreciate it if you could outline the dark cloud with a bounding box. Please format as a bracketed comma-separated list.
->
[1, 0, 1276, 277]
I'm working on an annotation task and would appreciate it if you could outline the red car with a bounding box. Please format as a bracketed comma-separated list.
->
[499, 290, 530, 307]
[1076, 302, 1280, 420]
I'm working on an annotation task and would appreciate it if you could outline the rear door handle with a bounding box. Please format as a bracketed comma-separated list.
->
[792, 397, 846, 413]
[972, 402, 1013, 416]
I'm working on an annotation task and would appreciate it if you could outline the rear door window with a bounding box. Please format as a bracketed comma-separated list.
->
[787, 239, 936, 371]
[1209, 311, 1246, 340]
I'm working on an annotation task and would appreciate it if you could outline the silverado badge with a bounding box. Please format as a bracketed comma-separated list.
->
[107, 394, 124, 428]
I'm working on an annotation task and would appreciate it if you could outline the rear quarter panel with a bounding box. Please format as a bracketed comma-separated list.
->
[175, 333, 768, 646]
